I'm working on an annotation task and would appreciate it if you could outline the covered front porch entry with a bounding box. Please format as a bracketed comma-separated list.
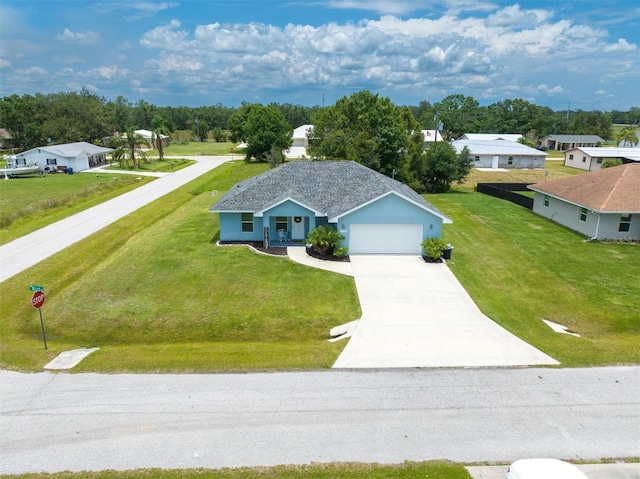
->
[259, 199, 325, 246]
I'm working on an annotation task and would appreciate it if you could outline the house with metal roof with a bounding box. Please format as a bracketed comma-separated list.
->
[540, 134, 604, 151]
[210, 160, 452, 254]
[563, 147, 640, 171]
[528, 163, 640, 240]
[459, 133, 523, 142]
[451, 139, 546, 169]
[14, 141, 113, 172]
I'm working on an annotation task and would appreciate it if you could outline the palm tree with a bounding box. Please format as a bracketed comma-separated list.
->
[111, 128, 149, 169]
[151, 115, 171, 161]
[616, 125, 639, 147]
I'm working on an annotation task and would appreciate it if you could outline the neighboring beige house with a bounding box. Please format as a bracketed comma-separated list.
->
[540, 134, 604, 151]
[528, 163, 640, 240]
[564, 147, 640, 171]
[451, 139, 546, 169]
[285, 124, 313, 158]
[14, 142, 113, 172]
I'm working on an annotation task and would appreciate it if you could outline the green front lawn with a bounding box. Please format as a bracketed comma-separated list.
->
[0, 161, 360, 372]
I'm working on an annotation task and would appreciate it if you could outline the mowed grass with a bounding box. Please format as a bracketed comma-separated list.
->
[429, 190, 640, 366]
[0, 461, 471, 479]
[0, 172, 154, 245]
[148, 141, 237, 157]
[0, 161, 360, 372]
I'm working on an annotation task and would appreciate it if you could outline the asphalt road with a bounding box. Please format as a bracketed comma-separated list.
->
[1, 366, 638, 474]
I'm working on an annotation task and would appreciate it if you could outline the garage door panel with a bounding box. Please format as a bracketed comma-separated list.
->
[349, 224, 422, 254]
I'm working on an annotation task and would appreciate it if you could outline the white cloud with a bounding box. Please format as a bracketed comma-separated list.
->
[129, 7, 638, 105]
[536, 84, 563, 95]
[94, 1, 179, 21]
[56, 28, 99, 44]
[140, 20, 190, 50]
[604, 38, 637, 52]
[16, 66, 48, 75]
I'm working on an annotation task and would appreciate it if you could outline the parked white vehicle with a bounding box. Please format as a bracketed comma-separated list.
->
[506, 458, 589, 479]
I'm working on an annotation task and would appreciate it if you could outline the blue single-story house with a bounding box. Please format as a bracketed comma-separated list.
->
[210, 161, 452, 255]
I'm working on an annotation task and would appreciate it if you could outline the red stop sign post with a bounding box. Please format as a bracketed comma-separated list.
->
[31, 291, 47, 350]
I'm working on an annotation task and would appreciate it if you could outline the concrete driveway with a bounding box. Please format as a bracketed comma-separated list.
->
[332, 255, 558, 368]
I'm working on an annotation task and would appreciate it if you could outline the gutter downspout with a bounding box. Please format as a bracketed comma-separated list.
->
[589, 211, 601, 241]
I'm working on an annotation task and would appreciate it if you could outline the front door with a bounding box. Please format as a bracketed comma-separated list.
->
[291, 216, 305, 240]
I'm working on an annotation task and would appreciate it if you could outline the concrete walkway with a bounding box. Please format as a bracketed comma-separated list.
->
[288, 251, 558, 368]
[0, 156, 229, 283]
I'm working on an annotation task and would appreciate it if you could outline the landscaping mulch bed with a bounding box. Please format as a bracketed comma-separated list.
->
[217, 241, 288, 256]
[305, 246, 350, 262]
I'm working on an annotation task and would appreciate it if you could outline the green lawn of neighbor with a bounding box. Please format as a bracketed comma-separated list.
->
[106, 156, 195, 172]
[429, 189, 640, 367]
[0, 172, 155, 245]
[148, 141, 238, 157]
[0, 461, 471, 479]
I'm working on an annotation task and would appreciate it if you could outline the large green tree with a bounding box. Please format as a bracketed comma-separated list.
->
[110, 128, 149, 169]
[432, 94, 480, 140]
[421, 141, 472, 193]
[308, 90, 407, 177]
[228, 103, 293, 162]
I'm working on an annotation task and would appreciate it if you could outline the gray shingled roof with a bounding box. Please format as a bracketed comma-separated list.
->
[210, 160, 450, 221]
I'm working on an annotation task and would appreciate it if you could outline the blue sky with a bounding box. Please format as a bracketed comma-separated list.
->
[1, 0, 638, 110]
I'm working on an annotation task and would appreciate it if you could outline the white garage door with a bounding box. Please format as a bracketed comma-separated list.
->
[349, 224, 423, 254]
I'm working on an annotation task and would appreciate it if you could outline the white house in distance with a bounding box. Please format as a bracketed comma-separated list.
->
[528, 163, 640, 240]
[451, 139, 546, 169]
[564, 147, 640, 171]
[126, 129, 169, 148]
[459, 133, 523, 142]
[13, 141, 113, 172]
[540, 134, 604, 151]
[285, 124, 313, 158]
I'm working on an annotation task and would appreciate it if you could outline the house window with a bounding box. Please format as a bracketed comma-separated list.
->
[582, 157, 586, 162]
[569, 154, 574, 160]
[619, 214, 631, 232]
[474, 156, 480, 162]
[275, 216, 288, 231]
[544, 195, 550, 207]
[46, 158, 57, 165]
[580, 208, 588, 222]
[508, 156, 513, 165]
[596, 158, 602, 164]
[241, 213, 254, 233]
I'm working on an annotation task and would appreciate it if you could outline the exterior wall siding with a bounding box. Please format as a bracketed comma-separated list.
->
[473, 155, 545, 169]
[335, 194, 443, 251]
[532, 193, 639, 239]
[17, 150, 91, 172]
[218, 212, 264, 242]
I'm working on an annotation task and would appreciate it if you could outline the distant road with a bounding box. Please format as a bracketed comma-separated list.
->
[0, 156, 229, 283]
[0, 366, 638, 474]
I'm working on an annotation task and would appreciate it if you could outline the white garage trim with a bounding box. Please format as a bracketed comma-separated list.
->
[349, 224, 423, 254]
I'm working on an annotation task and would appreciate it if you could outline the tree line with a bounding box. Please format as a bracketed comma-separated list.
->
[1, 88, 638, 153]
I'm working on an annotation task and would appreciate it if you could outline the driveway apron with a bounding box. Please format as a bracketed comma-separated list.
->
[333, 255, 559, 368]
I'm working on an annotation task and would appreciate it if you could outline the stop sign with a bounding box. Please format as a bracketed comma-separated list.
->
[31, 291, 45, 309]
